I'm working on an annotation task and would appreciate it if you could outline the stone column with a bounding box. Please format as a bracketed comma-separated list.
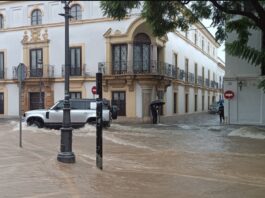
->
[127, 43, 133, 74]
[152, 44, 157, 73]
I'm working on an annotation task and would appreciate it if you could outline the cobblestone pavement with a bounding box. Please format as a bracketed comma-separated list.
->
[0, 113, 265, 198]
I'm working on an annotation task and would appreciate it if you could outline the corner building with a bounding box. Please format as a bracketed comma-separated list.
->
[0, 1, 224, 120]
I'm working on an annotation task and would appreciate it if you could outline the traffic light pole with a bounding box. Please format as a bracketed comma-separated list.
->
[96, 72, 103, 170]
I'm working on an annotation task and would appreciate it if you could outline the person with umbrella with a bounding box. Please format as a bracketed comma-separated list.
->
[150, 100, 165, 124]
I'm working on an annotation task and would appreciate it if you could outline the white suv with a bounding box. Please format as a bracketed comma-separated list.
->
[23, 99, 117, 129]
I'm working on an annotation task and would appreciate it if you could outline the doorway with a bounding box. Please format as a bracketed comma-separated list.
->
[29, 92, 44, 110]
[0, 93, 4, 114]
[112, 91, 126, 116]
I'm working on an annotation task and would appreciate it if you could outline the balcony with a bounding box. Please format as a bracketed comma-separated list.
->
[61, 64, 90, 77]
[98, 60, 180, 78]
[12, 65, 54, 80]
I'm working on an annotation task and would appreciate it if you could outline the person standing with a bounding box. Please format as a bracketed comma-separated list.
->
[150, 104, 158, 124]
[218, 104, 224, 123]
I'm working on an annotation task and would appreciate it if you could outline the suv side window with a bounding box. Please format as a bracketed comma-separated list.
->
[70, 100, 89, 109]
[53, 101, 64, 110]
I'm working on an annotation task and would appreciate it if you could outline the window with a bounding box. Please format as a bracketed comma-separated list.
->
[185, 31, 188, 38]
[31, 9, 42, 25]
[112, 44, 127, 74]
[174, 53, 178, 77]
[202, 95, 204, 111]
[213, 47, 215, 56]
[194, 30, 197, 45]
[70, 4, 82, 20]
[69, 92, 82, 99]
[194, 95, 197, 112]
[0, 14, 3, 29]
[173, 92, 177, 114]
[30, 49, 43, 77]
[185, 58, 189, 82]
[194, 63, 198, 84]
[202, 37, 204, 51]
[0, 52, 4, 79]
[133, 33, 151, 73]
[0, 92, 3, 114]
[70, 47, 82, 76]
[207, 42, 210, 54]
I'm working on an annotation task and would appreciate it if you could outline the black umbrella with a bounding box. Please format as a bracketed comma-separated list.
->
[150, 99, 165, 106]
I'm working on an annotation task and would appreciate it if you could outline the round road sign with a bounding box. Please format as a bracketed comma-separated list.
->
[224, 90, 234, 99]
[91, 86, 97, 95]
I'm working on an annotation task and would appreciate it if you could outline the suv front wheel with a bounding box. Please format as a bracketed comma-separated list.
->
[28, 118, 44, 128]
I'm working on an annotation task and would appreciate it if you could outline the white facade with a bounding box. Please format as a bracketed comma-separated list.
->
[224, 28, 265, 125]
[0, 1, 224, 120]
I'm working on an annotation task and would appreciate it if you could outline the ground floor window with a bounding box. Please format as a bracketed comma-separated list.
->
[185, 94, 189, 113]
[173, 92, 177, 114]
[202, 95, 205, 111]
[29, 92, 44, 110]
[0, 92, 3, 114]
[208, 96, 210, 110]
[69, 92, 82, 99]
[112, 91, 126, 116]
[194, 94, 197, 112]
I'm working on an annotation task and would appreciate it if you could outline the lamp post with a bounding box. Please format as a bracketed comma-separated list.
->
[37, 59, 43, 109]
[57, 0, 75, 163]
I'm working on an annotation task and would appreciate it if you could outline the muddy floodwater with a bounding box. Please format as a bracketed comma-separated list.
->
[1, 113, 265, 198]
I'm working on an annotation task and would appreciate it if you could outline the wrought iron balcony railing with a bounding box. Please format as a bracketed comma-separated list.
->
[62, 64, 91, 77]
[12, 65, 55, 79]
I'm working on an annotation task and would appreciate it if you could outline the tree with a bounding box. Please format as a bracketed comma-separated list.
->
[100, 1, 265, 89]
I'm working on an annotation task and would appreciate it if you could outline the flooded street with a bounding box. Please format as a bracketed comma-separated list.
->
[1, 113, 265, 197]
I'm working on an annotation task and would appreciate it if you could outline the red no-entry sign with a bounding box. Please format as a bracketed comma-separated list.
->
[224, 90, 234, 99]
[91, 86, 97, 95]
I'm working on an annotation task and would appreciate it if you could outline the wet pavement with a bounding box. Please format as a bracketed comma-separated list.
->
[1, 113, 265, 197]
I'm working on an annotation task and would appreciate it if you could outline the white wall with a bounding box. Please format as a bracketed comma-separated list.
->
[6, 84, 19, 115]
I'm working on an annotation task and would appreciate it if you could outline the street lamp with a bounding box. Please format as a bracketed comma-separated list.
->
[57, 0, 75, 163]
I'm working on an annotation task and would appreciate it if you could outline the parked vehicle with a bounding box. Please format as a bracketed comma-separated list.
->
[208, 101, 223, 114]
[23, 98, 118, 129]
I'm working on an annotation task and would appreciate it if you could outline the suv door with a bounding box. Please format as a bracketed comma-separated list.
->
[70, 100, 88, 123]
[48, 101, 64, 123]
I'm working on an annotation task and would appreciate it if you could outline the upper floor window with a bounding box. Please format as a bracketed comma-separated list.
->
[202, 37, 204, 51]
[185, 31, 188, 39]
[0, 15, 3, 29]
[194, 30, 197, 45]
[133, 33, 151, 73]
[112, 44, 127, 74]
[31, 9, 42, 26]
[207, 42, 210, 54]
[70, 47, 82, 76]
[69, 92, 82, 99]
[185, 58, 189, 82]
[70, 4, 82, 20]
[0, 52, 4, 79]
[30, 48, 43, 77]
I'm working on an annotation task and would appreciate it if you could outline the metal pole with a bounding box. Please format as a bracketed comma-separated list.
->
[96, 72, 103, 169]
[57, 1, 75, 163]
[19, 67, 22, 148]
[228, 99, 230, 124]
